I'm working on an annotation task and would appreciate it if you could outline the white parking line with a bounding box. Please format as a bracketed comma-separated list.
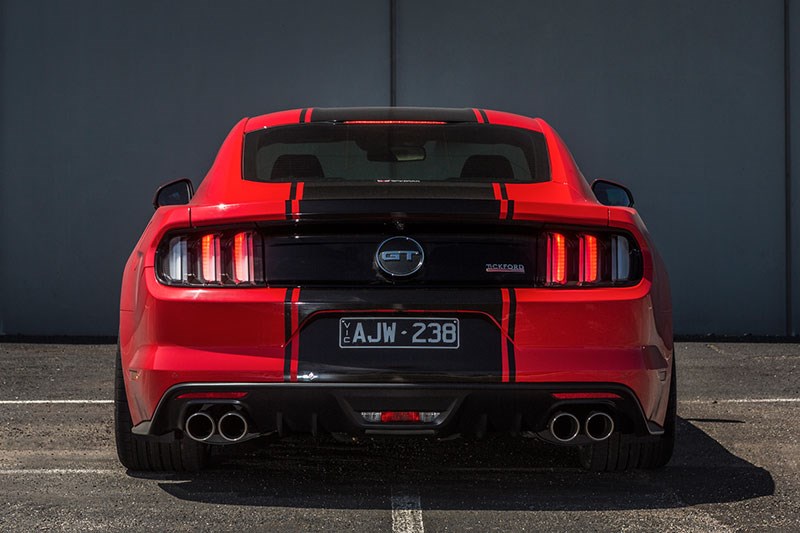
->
[680, 398, 800, 404]
[0, 469, 116, 475]
[392, 494, 424, 533]
[0, 400, 112, 404]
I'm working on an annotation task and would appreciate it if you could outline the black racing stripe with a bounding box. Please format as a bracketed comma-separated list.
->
[478, 109, 489, 124]
[300, 182, 498, 200]
[285, 182, 298, 220]
[310, 107, 478, 123]
[507, 200, 515, 220]
[298, 199, 501, 219]
[506, 288, 517, 382]
[283, 287, 295, 382]
[498, 182, 508, 201]
[299, 108, 308, 123]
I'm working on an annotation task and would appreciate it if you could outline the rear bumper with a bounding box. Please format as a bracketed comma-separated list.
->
[133, 381, 664, 443]
[120, 270, 673, 431]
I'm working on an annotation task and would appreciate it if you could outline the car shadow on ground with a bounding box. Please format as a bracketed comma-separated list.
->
[139, 417, 773, 511]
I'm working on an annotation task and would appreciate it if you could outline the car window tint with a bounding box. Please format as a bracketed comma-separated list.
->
[243, 123, 550, 183]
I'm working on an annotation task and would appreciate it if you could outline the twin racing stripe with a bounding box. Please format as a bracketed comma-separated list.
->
[500, 288, 517, 382]
[285, 181, 306, 219]
[283, 287, 302, 382]
[491, 182, 514, 220]
[283, 288, 295, 381]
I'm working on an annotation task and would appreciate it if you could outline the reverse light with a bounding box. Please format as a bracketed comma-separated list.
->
[165, 236, 188, 283]
[611, 235, 630, 281]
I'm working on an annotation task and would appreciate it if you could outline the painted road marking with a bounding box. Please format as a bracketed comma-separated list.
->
[0, 400, 112, 404]
[0, 469, 116, 475]
[392, 494, 424, 533]
[680, 398, 800, 404]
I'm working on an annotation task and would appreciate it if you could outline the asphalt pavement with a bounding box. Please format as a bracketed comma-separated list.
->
[0, 342, 798, 532]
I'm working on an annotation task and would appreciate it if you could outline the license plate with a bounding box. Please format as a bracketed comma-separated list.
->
[339, 317, 460, 349]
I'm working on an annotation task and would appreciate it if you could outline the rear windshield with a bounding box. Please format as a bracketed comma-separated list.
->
[242, 123, 550, 183]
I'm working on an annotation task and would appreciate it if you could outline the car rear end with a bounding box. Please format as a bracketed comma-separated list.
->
[117, 107, 673, 470]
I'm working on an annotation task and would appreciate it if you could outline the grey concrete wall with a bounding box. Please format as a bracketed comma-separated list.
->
[397, 0, 789, 335]
[0, 0, 797, 336]
[0, 0, 390, 335]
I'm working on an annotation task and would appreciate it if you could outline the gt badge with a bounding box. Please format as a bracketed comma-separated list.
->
[375, 237, 424, 277]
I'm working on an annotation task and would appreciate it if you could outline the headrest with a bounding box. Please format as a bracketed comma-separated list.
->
[459, 155, 514, 181]
[271, 154, 324, 180]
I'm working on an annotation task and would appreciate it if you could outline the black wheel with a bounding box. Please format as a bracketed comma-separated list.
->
[114, 346, 207, 471]
[579, 357, 677, 472]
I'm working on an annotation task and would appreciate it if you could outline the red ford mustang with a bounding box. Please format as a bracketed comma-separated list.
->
[115, 107, 674, 472]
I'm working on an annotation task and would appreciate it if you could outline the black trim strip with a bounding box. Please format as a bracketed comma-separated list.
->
[283, 287, 295, 381]
[285, 182, 298, 220]
[506, 288, 517, 382]
[299, 108, 308, 123]
[479, 109, 489, 124]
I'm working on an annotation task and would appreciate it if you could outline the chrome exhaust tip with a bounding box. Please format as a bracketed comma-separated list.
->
[218, 411, 248, 442]
[585, 411, 615, 441]
[549, 412, 580, 442]
[185, 412, 215, 442]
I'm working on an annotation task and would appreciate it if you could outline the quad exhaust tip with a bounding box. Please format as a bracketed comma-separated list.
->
[549, 412, 580, 442]
[218, 411, 249, 442]
[548, 411, 615, 443]
[185, 412, 215, 442]
[585, 411, 614, 441]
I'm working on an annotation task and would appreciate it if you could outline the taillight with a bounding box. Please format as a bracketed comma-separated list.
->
[611, 235, 630, 282]
[579, 234, 599, 283]
[165, 236, 188, 282]
[200, 234, 221, 283]
[545, 233, 567, 285]
[232, 231, 254, 284]
[539, 230, 639, 287]
[157, 229, 265, 287]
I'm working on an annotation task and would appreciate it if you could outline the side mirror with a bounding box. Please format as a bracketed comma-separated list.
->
[591, 179, 634, 208]
[153, 178, 194, 210]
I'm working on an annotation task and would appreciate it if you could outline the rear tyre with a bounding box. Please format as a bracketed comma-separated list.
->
[114, 346, 207, 471]
[579, 357, 677, 472]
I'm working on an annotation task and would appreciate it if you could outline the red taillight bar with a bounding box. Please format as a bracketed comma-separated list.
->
[552, 392, 622, 400]
[200, 234, 220, 283]
[580, 234, 599, 283]
[233, 231, 253, 284]
[176, 392, 248, 400]
[546, 233, 567, 285]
